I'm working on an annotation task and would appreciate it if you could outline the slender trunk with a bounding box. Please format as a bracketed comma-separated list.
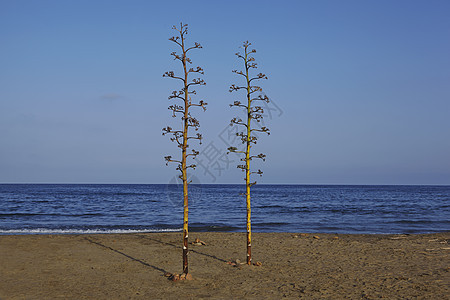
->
[182, 145, 188, 274]
[181, 37, 189, 275]
[246, 143, 251, 265]
[245, 48, 252, 265]
[182, 166, 188, 274]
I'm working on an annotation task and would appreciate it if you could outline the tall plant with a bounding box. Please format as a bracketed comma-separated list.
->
[162, 23, 206, 276]
[228, 41, 270, 265]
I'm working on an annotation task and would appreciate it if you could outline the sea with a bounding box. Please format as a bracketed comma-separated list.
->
[0, 184, 449, 235]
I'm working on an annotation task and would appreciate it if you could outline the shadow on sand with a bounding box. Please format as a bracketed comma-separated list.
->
[140, 235, 228, 263]
[84, 237, 169, 274]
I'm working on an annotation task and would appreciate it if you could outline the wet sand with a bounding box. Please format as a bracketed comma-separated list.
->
[0, 232, 448, 299]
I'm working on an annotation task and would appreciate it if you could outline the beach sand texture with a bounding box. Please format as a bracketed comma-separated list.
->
[1, 232, 449, 299]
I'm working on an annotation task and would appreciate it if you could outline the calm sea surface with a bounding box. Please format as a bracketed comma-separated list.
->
[0, 184, 449, 235]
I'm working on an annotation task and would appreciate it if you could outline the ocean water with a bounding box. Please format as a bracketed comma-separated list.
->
[0, 184, 449, 235]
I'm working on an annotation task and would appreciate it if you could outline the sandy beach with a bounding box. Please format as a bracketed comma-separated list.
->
[0, 232, 448, 299]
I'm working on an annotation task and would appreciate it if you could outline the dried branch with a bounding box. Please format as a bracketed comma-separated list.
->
[229, 84, 246, 92]
[252, 94, 270, 103]
[190, 100, 207, 111]
[168, 104, 184, 117]
[237, 164, 248, 171]
[250, 153, 266, 161]
[251, 169, 263, 176]
[232, 69, 246, 77]
[250, 73, 268, 82]
[230, 117, 247, 127]
[251, 126, 270, 135]
[186, 117, 200, 129]
[227, 146, 246, 154]
[235, 52, 245, 60]
[188, 66, 204, 74]
[187, 133, 203, 143]
[168, 90, 184, 101]
[186, 149, 200, 157]
[164, 155, 181, 166]
[229, 100, 248, 109]
[248, 86, 262, 94]
[169, 36, 182, 47]
[170, 51, 183, 62]
[250, 106, 264, 114]
[187, 78, 206, 88]
[163, 71, 184, 82]
[186, 42, 202, 52]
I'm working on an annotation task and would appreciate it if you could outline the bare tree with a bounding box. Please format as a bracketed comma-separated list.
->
[162, 23, 206, 276]
[227, 41, 270, 265]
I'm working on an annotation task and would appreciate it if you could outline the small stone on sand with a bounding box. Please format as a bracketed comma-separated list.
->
[191, 238, 206, 245]
[169, 274, 180, 282]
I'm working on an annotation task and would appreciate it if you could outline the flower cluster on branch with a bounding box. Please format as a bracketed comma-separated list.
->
[162, 23, 207, 177]
[228, 41, 270, 185]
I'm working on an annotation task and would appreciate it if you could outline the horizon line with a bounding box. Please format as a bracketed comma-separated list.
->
[1, 182, 449, 186]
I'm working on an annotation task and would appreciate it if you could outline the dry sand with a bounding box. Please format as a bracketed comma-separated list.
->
[0, 232, 449, 299]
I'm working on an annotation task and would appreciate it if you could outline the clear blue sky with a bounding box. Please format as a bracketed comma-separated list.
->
[1, 0, 449, 185]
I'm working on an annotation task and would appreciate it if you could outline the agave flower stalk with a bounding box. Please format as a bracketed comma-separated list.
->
[162, 23, 206, 275]
[228, 41, 270, 265]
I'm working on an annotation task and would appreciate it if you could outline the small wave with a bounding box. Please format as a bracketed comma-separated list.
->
[255, 221, 290, 225]
[253, 222, 291, 228]
[255, 205, 285, 209]
[392, 220, 450, 224]
[0, 213, 41, 217]
[0, 228, 182, 235]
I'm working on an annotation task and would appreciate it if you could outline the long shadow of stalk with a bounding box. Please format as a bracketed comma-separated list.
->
[141, 235, 228, 263]
[84, 237, 169, 274]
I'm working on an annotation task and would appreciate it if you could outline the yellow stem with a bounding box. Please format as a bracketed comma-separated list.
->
[181, 28, 189, 275]
[245, 45, 252, 265]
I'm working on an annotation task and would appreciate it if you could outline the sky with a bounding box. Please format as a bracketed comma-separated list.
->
[0, 0, 449, 185]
